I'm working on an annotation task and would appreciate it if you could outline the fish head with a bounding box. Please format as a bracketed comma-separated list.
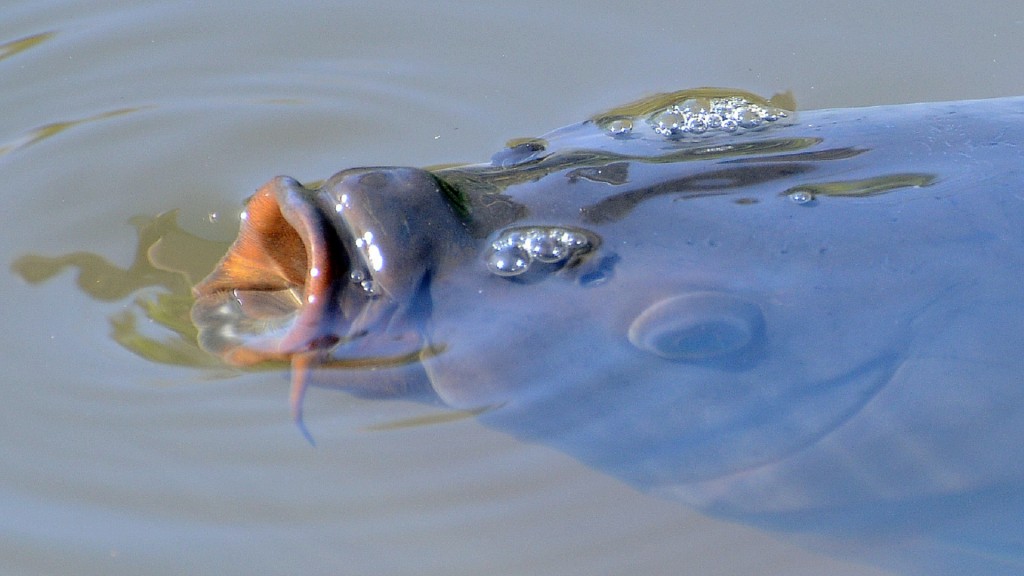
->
[419, 179, 918, 490]
[191, 167, 472, 398]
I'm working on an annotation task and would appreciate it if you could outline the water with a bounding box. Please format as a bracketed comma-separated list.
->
[3, 1, 1023, 575]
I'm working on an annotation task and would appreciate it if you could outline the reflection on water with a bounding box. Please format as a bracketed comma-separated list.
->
[12, 211, 226, 366]
[0, 31, 54, 62]
[0, 108, 145, 157]
[589, 87, 796, 137]
[782, 173, 937, 200]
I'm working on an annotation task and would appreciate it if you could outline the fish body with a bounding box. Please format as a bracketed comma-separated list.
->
[193, 90, 1024, 574]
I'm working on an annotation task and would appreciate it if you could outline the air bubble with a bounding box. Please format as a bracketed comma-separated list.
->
[559, 231, 583, 246]
[347, 268, 378, 296]
[651, 111, 685, 137]
[645, 95, 788, 140]
[486, 243, 531, 277]
[606, 119, 633, 135]
[734, 107, 762, 128]
[788, 190, 814, 204]
[484, 225, 599, 278]
[523, 229, 567, 263]
[684, 117, 707, 133]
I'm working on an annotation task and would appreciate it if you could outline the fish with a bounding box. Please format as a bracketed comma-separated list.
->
[191, 89, 1024, 575]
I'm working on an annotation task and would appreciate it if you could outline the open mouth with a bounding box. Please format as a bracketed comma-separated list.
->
[191, 173, 437, 435]
[190, 175, 369, 366]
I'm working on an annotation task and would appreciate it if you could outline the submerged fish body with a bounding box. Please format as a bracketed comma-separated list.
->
[193, 90, 1024, 574]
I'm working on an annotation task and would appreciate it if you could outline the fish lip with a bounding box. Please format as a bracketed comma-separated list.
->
[190, 176, 375, 362]
[270, 179, 360, 353]
[193, 169, 453, 370]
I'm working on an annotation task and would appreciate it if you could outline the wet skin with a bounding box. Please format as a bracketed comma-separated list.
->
[192, 90, 1024, 575]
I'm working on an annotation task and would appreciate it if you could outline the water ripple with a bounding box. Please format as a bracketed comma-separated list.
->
[0, 31, 55, 63]
[0, 106, 146, 156]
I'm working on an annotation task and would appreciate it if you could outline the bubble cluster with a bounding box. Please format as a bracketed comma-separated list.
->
[484, 226, 595, 277]
[348, 268, 378, 296]
[647, 96, 787, 138]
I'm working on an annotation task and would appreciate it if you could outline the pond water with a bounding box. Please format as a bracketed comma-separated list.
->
[3, 2, 1023, 575]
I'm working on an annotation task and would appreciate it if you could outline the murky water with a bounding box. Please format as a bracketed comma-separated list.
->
[3, 2, 1022, 575]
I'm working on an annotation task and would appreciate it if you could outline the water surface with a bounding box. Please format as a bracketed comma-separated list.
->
[3, 2, 1023, 575]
